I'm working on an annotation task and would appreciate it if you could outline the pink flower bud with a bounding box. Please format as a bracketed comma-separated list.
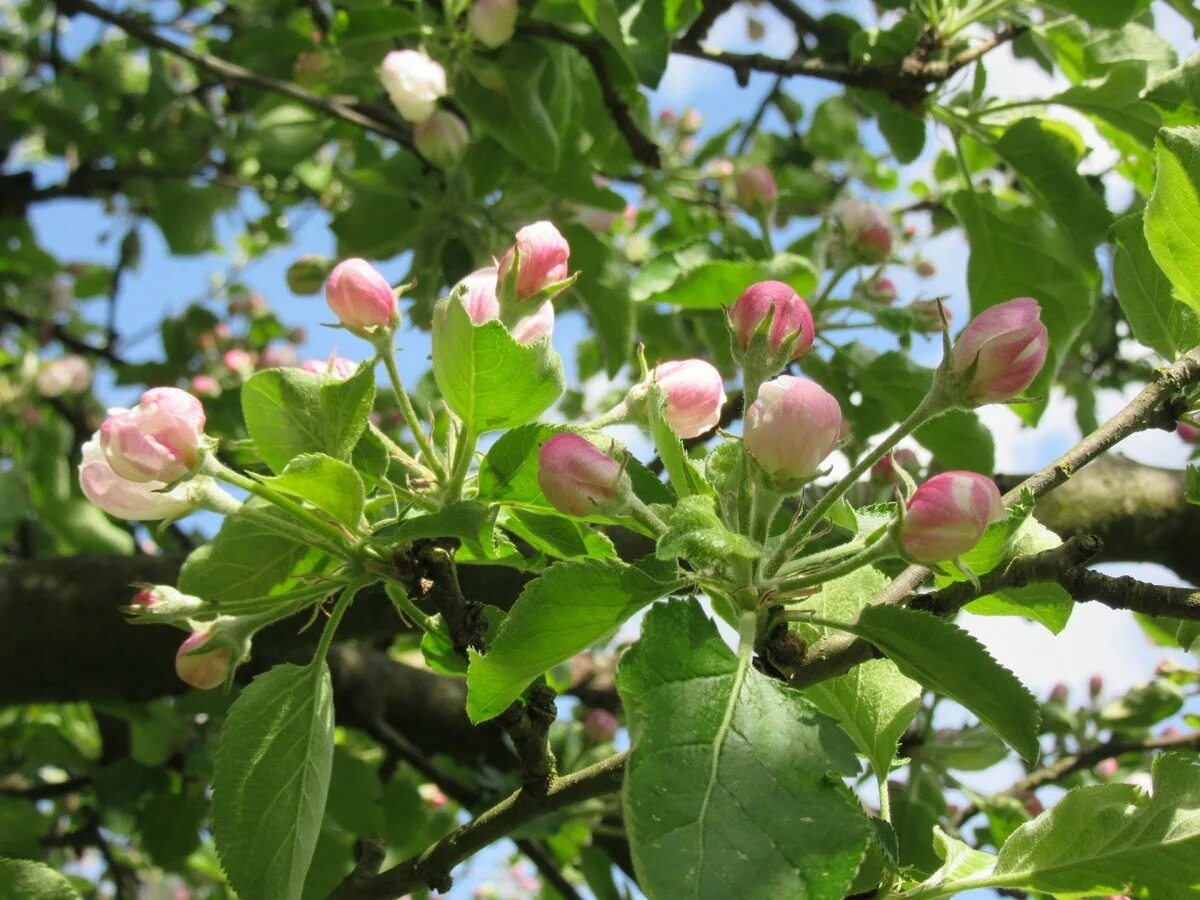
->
[1049, 683, 1069, 703]
[644, 359, 726, 440]
[130, 588, 158, 607]
[453, 267, 554, 344]
[871, 448, 919, 485]
[900, 471, 1004, 563]
[1095, 757, 1119, 780]
[950, 298, 1049, 404]
[744, 376, 842, 483]
[190, 375, 221, 398]
[735, 164, 777, 212]
[221, 348, 255, 377]
[380, 50, 447, 123]
[1178, 420, 1200, 444]
[419, 784, 449, 809]
[498, 221, 571, 301]
[468, 0, 518, 49]
[301, 355, 357, 380]
[911, 299, 948, 333]
[79, 437, 195, 521]
[509, 301, 555, 345]
[583, 708, 620, 743]
[99, 388, 207, 484]
[832, 198, 894, 263]
[915, 258, 936, 278]
[1017, 791, 1044, 817]
[325, 258, 400, 332]
[536, 433, 630, 518]
[175, 631, 232, 690]
[867, 277, 897, 305]
[34, 355, 91, 397]
[728, 280, 815, 360]
[414, 110, 470, 169]
[707, 159, 735, 179]
[259, 345, 298, 369]
[1089, 674, 1103, 697]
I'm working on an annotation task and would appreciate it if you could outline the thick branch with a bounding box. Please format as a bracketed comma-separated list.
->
[331, 752, 627, 899]
[781, 348, 1200, 688]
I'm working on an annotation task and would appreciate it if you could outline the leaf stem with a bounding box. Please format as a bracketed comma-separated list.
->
[442, 426, 477, 504]
[311, 578, 368, 669]
[385, 583, 440, 635]
[377, 344, 446, 480]
[772, 538, 896, 595]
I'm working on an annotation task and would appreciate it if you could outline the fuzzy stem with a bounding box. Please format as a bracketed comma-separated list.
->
[773, 537, 895, 594]
[377, 344, 446, 479]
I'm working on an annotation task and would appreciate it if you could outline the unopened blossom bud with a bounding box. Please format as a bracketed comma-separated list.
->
[1049, 683, 1069, 704]
[509, 302, 555, 345]
[1089, 674, 1103, 697]
[1095, 757, 1119, 780]
[123, 584, 205, 620]
[79, 437, 194, 521]
[190, 375, 220, 398]
[1178, 420, 1200, 444]
[99, 387, 207, 484]
[468, 0, 518, 49]
[286, 255, 331, 295]
[498, 221, 571, 302]
[641, 359, 726, 440]
[380, 50, 447, 123]
[915, 258, 936, 278]
[583, 708, 620, 743]
[130, 588, 158, 607]
[537, 433, 631, 518]
[832, 198, 894, 264]
[35, 355, 91, 397]
[744, 376, 842, 484]
[415, 110, 470, 169]
[900, 471, 1004, 563]
[866, 277, 897, 305]
[680, 109, 703, 135]
[222, 348, 255, 377]
[735, 164, 777, 212]
[949, 298, 1048, 404]
[301, 356, 357, 380]
[871, 448, 919, 485]
[325, 258, 400, 332]
[419, 784, 449, 809]
[728, 280, 815, 361]
[175, 631, 232, 690]
[1017, 791, 1044, 817]
[259, 345, 298, 369]
[911, 299, 948, 334]
[453, 267, 554, 345]
[707, 159, 735, 179]
[288, 327, 307, 344]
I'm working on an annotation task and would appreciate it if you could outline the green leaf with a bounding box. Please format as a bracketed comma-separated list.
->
[791, 564, 890, 645]
[645, 383, 711, 498]
[656, 494, 760, 568]
[838, 606, 1041, 762]
[178, 499, 332, 603]
[242, 364, 375, 473]
[993, 118, 1111, 264]
[466, 557, 678, 722]
[261, 453, 365, 528]
[618, 599, 871, 899]
[458, 44, 561, 172]
[0, 859, 80, 899]
[806, 658, 922, 783]
[920, 724, 1010, 772]
[1051, 64, 1162, 147]
[212, 663, 334, 900]
[1044, 0, 1151, 27]
[1145, 126, 1200, 313]
[1144, 49, 1200, 117]
[499, 507, 616, 560]
[150, 182, 230, 255]
[950, 190, 1097, 424]
[370, 501, 503, 560]
[903, 752, 1200, 898]
[632, 252, 818, 310]
[1112, 213, 1200, 358]
[431, 296, 564, 434]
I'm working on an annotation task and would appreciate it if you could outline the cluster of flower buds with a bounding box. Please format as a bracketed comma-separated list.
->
[862, 277, 897, 306]
[380, 50, 447, 123]
[468, 0, 518, 48]
[946, 298, 1048, 405]
[325, 258, 401, 336]
[744, 376, 842, 489]
[831, 198, 894, 264]
[728, 280, 815, 372]
[899, 471, 1004, 563]
[34, 355, 91, 398]
[537, 433, 632, 517]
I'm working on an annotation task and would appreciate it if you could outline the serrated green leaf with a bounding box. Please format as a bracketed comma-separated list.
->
[212, 663, 334, 900]
[656, 494, 760, 567]
[371, 501, 502, 559]
[431, 296, 564, 434]
[618, 599, 870, 899]
[466, 557, 679, 722]
[838, 606, 1041, 762]
[242, 364, 375, 473]
[1112, 213, 1200, 359]
[499, 507, 616, 560]
[806, 658, 922, 783]
[1051, 63, 1162, 147]
[261, 453, 365, 528]
[1145, 126, 1200, 313]
[632, 252, 818, 309]
[902, 752, 1200, 898]
[920, 724, 1010, 772]
[0, 859, 80, 899]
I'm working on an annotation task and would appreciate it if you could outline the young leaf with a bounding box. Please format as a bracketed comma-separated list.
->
[242, 364, 375, 473]
[499, 507, 616, 560]
[466, 557, 679, 723]
[806, 658, 922, 783]
[431, 287, 564, 435]
[840, 606, 1041, 762]
[618, 599, 871, 900]
[1111, 213, 1200, 360]
[0, 859, 80, 900]
[260, 453, 365, 528]
[1145, 126, 1200, 313]
[212, 663, 335, 900]
[902, 752, 1200, 898]
[656, 494, 760, 568]
[371, 500, 503, 560]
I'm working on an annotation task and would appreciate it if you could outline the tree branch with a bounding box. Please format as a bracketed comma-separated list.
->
[331, 752, 627, 899]
[779, 347, 1200, 689]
